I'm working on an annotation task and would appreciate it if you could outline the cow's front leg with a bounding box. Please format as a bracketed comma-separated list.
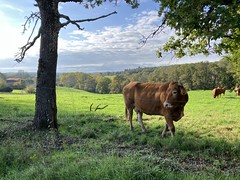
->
[163, 118, 175, 138]
[137, 112, 147, 133]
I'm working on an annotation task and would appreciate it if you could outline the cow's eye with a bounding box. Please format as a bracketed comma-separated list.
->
[172, 90, 177, 95]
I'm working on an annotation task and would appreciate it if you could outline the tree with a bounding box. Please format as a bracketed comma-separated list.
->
[0, 73, 6, 80]
[110, 75, 127, 93]
[148, 0, 240, 82]
[12, 80, 26, 90]
[59, 73, 79, 88]
[223, 50, 240, 84]
[149, 67, 168, 82]
[96, 77, 111, 94]
[149, 0, 240, 57]
[16, 0, 139, 129]
[78, 73, 97, 92]
[0, 78, 13, 92]
[0, 78, 7, 89]
[178, 64, 195, 90]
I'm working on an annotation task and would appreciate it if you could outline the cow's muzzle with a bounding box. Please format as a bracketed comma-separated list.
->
[163, 101, 174, 108]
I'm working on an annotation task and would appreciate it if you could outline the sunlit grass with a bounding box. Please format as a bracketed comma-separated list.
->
[1, 87, 239, 142]
[181, 90, 240, 142]
[0, 87, 239, 179]
[1, 87, 239, 143]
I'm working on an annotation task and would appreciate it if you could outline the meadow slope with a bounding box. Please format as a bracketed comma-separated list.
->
[0, 87, 239, 179]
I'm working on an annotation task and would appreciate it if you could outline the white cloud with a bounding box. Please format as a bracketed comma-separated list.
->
[0, 3, 40, 60]
[0, 23, 40, 60]
[57, 9, 220, 72]
[60, 11, 161, 53]
[0, 4, 24, 13]
[0, 6, 221, 73]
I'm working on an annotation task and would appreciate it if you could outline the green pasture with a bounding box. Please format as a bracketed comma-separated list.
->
[0, 87, 239, 179]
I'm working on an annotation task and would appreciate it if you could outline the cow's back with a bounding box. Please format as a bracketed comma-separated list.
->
[123, 82, 169, 115]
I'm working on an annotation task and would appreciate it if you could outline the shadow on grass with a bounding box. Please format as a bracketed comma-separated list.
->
[57, 113, 240, 157]
[1, 114, 240, 159]
[223, 96, 239, 99]
[1, 113, 240, 179]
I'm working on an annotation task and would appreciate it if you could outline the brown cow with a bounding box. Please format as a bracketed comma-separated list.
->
[123, 81, 188, 138]
[212, 87, 226, 98]
[234, 86, 240, 96]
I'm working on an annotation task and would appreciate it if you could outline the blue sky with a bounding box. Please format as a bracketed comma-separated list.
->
[0, 0, 221, 73]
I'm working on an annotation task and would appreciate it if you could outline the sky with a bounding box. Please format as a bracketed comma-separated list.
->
[0, 0, 221, 73]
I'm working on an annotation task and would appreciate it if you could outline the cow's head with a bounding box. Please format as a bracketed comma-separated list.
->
[163, 82, 188, 109]
[163, 82, 188, 121]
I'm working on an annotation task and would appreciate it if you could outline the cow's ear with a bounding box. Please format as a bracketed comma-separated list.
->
[180, 88, 187, 95]
[178, 82, 183, 86]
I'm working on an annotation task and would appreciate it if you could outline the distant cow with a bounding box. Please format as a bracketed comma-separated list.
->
[212, 87, 226, 98]
[234, 86, 240, 96]
[123, 81, 189, 138]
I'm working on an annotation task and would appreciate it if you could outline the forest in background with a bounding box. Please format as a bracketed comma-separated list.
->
[0, 60, 238, 94]
[58, 60, 237, 94]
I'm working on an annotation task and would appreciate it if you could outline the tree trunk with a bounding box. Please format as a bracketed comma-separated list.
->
[34, 0, 60, 129]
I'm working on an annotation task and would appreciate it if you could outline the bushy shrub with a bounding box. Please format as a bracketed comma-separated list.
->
[24, 86, 36, 94]
[12, 81, 26, 90]
[0, 87, 13, 92]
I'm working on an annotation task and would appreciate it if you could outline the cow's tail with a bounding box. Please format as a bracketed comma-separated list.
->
[125, 107, 128, 120]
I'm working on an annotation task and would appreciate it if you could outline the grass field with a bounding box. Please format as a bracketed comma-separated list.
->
[0, 87, 239, 179]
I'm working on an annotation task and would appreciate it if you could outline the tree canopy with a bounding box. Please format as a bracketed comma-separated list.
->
[152, 0, 240, 58]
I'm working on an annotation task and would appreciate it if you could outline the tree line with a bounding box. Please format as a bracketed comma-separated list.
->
[58, 60, 237, 94]
[0, 60, 237, 94]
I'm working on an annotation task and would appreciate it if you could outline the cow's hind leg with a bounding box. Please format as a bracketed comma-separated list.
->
[161, 123, 169, 138]
[136, 112, 147, 133]
[128, 108, 134, 131]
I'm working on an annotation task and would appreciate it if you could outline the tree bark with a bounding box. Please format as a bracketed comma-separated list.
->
[34, 0, 60, 129]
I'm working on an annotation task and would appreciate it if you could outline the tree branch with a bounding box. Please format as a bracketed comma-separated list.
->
[89, 103, 108, 111]
[60, 11, 117, 29]
[57, 0, 104, 8]
[15, 6, 117, 62]
[60, 14, 84, 30]
[15, 27, 41, 63]
[139, 18, 167, 47]
[22, 12, 40, 34]
[90, 103, 94, 111]
[95, 104, 108, 111]
[57, 0, 84, 2]
[15, 12, 41, 63]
